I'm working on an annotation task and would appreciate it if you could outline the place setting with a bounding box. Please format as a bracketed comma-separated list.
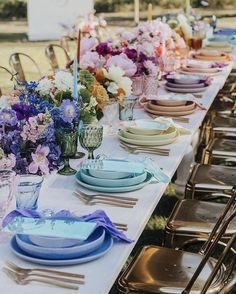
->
[191, 49, 232, 62]
[164, 73, 211, 94]
[180, 60, 225, 76]
[74, 156, 169, 207]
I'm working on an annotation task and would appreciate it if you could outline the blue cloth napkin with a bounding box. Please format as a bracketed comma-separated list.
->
[214, 28, 236, 36]
[2, 209, 133, 243]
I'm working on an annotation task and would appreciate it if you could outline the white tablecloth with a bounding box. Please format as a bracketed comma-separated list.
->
[0, 63, 232, 294]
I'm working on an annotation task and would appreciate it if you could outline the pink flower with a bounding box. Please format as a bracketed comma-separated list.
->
[29, 145, 50, 175]
[144, 60, 158, 76]
[106, 53, 137, 77]
[80, 51, 105, 70]
[0, 153, 16, 170]
[21, 117, 46, 143]
[80, 37, 98, 57]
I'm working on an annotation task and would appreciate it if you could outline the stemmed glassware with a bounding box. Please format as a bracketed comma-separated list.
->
[79, 125, 103, 159]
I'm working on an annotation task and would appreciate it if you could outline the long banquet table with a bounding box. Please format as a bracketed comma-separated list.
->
[0, 63, 233, 294]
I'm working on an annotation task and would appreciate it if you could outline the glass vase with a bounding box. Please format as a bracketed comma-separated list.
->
[100, 101, 119, 135]
[56, 128, 77, 175]
[132, 76, 144, 96]
[143, 75, 159, 96]
[0, 170, 15, 219]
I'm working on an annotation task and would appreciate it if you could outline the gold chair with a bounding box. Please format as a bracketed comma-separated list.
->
[9, 53, 42, 82]
[165, 186, 236, 249]
[203, 115, 236, 146]
[118, 209, 236, 293]
[202, 138, 236, 165]
[185, 163, 236, 200]
[0, 66, 17, 95]
[45, 44, 70, 72]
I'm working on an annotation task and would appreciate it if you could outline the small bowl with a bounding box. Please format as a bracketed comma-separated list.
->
[29, 235, 84, 248]
[89, 169, 131, 179]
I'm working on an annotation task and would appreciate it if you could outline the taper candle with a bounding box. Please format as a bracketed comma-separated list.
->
[134, 0, 140, 24]
[77, 29, 81, 64]
[73, 57, 78, 100]
[147, 3, 152, 22]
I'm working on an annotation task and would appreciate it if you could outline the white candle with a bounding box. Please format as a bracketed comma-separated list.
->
[147, 3, 152, 22]
[134, 0, 139, 24]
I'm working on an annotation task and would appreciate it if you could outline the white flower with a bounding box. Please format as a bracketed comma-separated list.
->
[55, 70, 73, 92]
[102, 66, 132, 96]
[36, 78, 54, 95]
[107, 82, 119, 94]
[0, 95, 10, 108]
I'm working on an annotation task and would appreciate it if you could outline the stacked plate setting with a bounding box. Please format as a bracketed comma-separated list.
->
[180, 60, 222, 76]
[11, 227, 113, 266]
[118, 119, 178, 146]
[192, 50, 231, 62]
[164, 74, 210, 94]
[75, 163, 152, 193]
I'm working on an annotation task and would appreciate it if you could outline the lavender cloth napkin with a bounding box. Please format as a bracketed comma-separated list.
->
[2, 209, 133, 243]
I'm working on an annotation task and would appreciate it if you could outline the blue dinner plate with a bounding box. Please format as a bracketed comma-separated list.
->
[10, 234, 113, 266]
[75, 171, 152, 193]
[15, 227, 105, 260]
[80, 169, 147, 188]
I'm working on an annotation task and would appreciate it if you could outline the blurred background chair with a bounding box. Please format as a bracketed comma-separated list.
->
[9, 52, 42, 82]
[45, 44, 71, 72]
[0, 66, 17, 95]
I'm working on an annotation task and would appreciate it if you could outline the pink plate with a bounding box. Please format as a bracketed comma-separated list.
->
[148, 100, 195, 112]
[145, 104, 197, 116]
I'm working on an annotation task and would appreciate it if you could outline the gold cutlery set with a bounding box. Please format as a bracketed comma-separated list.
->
[3, 261, 85, 290]
[74, 190, 137, 209]
[120, 141, 170, 156]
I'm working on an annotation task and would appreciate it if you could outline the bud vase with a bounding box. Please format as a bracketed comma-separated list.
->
[143, 75, 159, 96]
[99, 101, 119, 135]
[132, 76, 144, 96]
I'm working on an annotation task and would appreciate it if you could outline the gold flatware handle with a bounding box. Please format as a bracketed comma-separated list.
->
[87, 199, 135, 208]
[31, 268, 85, 279]
[28, 273, 85, 285]
[75, 191, 138, 202]
[120, 145, 169, 156]
[27, 277, 79, 290]
[113, 222, 127, 227]
[120, 142, 170, 152]
[77, 196, 136, 206]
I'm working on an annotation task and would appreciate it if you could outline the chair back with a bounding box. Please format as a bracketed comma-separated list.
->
[9, 53, 42, 82]
[182, 186, 236, 293]
[0, 66, 17, 96]
[45, 44, 70, 71]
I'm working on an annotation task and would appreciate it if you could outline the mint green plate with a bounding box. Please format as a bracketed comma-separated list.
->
[75, 171, 152, 193]
[80, 169, 147, 188]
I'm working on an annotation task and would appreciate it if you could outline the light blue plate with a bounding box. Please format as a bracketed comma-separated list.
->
[16, 227, 105, 260]
[208, 36, 229, 42]
[89, 169, 131, 179]
[11, 234, 113, 266]
[75, 171, 152, 193]
[80, 169, 147, 188]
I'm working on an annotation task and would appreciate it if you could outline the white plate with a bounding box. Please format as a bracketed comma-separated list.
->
[75, 171, 153, 193]
[118, 130, 178, 146]
[16, 228, 105, 259]
[11, 234, 113, 266]
[126, 119, 170, 135]
[80, 169, 147, 187]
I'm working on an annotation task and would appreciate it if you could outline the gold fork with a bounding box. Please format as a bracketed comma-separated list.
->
[75, 190, 138, 202]
[147, 113, 189, 123]
[120, 144, 170, 156]
[3, 267, 79, 290]
[75, 193, 136, 208]
[5, 261, 85, 279]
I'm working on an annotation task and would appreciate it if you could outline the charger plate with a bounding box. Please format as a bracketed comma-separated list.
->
[16, 228, 106, 260]
[166, 81, 205, 88]
[11, 234, 113, 266]
[80, 169, 147, 188]
[144, 104, 197, 117]
[165, 85, 208, 93]
[147, 101, 195, 112]
[76, 171, 153, 193]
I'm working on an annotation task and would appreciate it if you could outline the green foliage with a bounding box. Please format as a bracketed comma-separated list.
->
[79, 88, 91, 104]
[79, 70, 95, 87]
[0, 0, 27, 19]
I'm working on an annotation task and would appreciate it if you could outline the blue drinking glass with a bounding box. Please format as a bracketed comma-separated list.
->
[16, 175, 43, 210]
